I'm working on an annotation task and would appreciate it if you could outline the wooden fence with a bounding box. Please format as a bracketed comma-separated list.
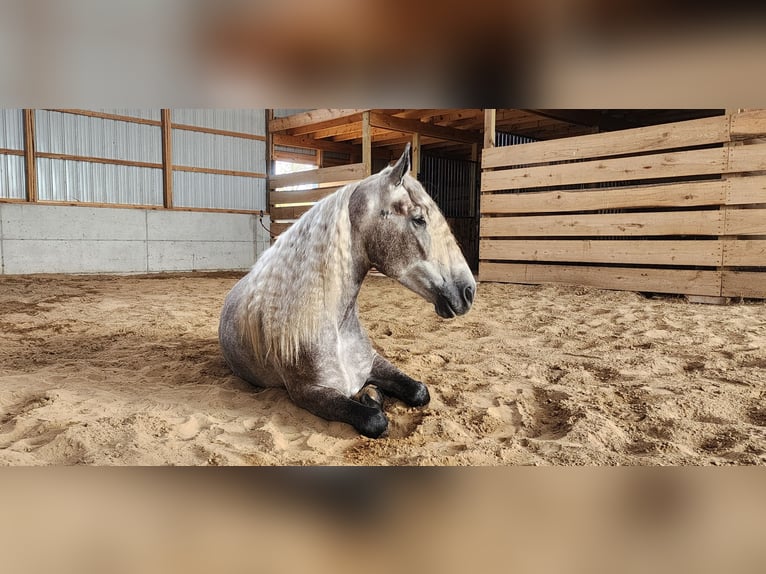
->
[268, 163, 366, 237]
[479, 110, 766, 299]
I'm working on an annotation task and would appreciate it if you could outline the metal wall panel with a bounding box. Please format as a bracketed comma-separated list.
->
[0, 155, 26, 199]
[37, 158, 163, 205]
[173, 171, 266, 211]
[35, 110, 162, 163]
[94, 108, 161, 121]
[0, 109, 24, 150]
[171, 109, 266, 136]
[172, 129, 266, 173]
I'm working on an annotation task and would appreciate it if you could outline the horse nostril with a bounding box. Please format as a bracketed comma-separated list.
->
[463, 284, 475, 306]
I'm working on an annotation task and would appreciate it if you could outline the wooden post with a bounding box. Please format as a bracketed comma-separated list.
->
[362, 110, 372, 177]
[22, 109, 37, 202]
[484, 108, 496, 150]
[160, 109, 173, 209]
[411, 132, 421, 178]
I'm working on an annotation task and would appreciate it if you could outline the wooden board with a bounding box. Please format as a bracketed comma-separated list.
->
[269, 222, 293, 236]
[479, 262, 722, 296]
[368, 112, 482, 144]
[724, 208, 766, 235]
[723, 240, 766, 266]
[482, 115, 729, 169]
[726, 175, 766, 205]
[481, 179, 728, 215]
[161, 109, 173, 209]
[481, 147, 729, 192]
[268, 163, 365, 189]
[721, 271, 766, 298]
[728, 143, 766, 173]
[729, 110, 766, 140]
[269, 109, 367, 133]
[269, 187, 343, 206]
[480, 210, 723, 238]
[480, 239, 722, 266]
[270, 204, 314, 220]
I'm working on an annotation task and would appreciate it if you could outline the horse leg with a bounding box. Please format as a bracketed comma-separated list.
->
[287, 383, 389, 438]
[368, 355, 430, 407]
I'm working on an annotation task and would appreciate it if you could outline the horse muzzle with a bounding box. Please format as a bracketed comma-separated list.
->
[434, 280, 475, 319]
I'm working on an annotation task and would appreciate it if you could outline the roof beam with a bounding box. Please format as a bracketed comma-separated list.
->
[368, 112, 483, 144]
[269, 109, 368, 134]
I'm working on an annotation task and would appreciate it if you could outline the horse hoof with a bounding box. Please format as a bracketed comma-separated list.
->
[358, 409, 388, 439]
[358, 385, 385, 409]
[408, 383, 430, 407]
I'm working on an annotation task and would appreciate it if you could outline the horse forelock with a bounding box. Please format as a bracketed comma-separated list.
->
[240, 182, 358, 366]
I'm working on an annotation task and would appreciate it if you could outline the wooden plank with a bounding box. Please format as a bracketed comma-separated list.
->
[484, 108, 496, 149]
[724, 208, 766, 235]
[727, 175, 766, 205]
[362, 111, 372, 177]
[728, 143, 766, 173]
[411, 132, 421, 177]
[270, 222, 293, 236]
[22, 109, 37, 202]
[271, 204, 314, 220]
[269, 187, 342, 205]
[368, 112, 482, 144]
[0, 148, 24, 156]
[721, 271, 766, 298]
[172, 123, 266, 141]
[173, 165, 266, 179]
[272, 133, 358, 154]
[269, 109, 368, 133]
[730, 109, 766, 140]
[481, 147, 729, 192]
[480, 210, 723, 238]
[272, 149, 318, 165]
[723, 240, 766, 266]
[268, 163, 365, 189]
[479, 239, 722, 267]
[160, 109, 173, 209]
[478, 262, 722, 296]
[36, 152, 162, 170]
[482, 114, 729, 169]
[481, 180, 727, 215]
[49, 108, 161, 127]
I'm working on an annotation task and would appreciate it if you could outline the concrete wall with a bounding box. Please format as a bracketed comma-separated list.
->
[0, 203, 271, 275]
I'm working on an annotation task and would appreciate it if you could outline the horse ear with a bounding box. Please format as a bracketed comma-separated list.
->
[388, 143, 411, 186]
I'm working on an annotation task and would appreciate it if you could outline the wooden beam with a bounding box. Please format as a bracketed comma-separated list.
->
[484, 109, 496, 149]
[730, 109, 766, 140]
[172, 123, 266, 141]
[481, 147, 729, 192]
[272, 133, 358, 155]
[161, 109, 173, 208]
[269, 109, 367, 133]
[480, 210, 723, 238]
[524, 109, 642, 132]
[35, 152, 162, 170]
[411, 132, 421, 177]
[362, 111, 372, 177]
[0, 148, 25, 156]
[268, 163, 366, 189]
[47, 108, 162, 127]
[479, 262, 722, 297]
[368, 112, 482, 144]
[480, 239, 722, 267]
[22, 109, 37, 202]
[173, 165, 266, 179]
[482, 115, 731, 170]
[722, 270, 766, 298]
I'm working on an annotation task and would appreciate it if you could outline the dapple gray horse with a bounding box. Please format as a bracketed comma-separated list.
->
[219, 145, 475, 437]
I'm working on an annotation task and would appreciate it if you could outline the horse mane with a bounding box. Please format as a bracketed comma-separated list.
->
[240, 182, 359, 366]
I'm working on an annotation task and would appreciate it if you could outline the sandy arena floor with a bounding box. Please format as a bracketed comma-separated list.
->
[0, 272, 764, 465]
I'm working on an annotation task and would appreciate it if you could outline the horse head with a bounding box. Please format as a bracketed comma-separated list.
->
[350, 144, 476, 318]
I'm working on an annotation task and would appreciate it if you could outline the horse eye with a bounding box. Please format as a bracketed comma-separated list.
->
[412, 216, 426, 227]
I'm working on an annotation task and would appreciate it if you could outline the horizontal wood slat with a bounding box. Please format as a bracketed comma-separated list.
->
[480, 240, 722, 267]
[269, 186, 342, 206]
[722, 271, 766, 298]
[269, 163, 365, 189]
[479, 262, 722, 296]
[724, 208, 766, 235]
[35, 152, 162, 170]
[270, 204, 314, 220]
[481, 210, 723, 238]
[729, 110, 766, 140]
[0, 148, 25, 156]
[727, 143, 766, 173]
[269, 222, 293, 236]
[726, 174, 766, 205]
[481, 147, 729, 192]
[482, 114, 729, 169]
[723, 240, 766, 266]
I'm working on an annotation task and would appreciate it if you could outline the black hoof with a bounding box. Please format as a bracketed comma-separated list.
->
[407, 382, 430, 407]
[356, 408, 388, 438]
[358, 385, 385, 409]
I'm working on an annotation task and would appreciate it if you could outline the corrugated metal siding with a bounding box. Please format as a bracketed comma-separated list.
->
[0, 109, 24, 150]
[171, 109, 265, 136]
[172, 129, 266, 173]
[35, 110, 162, 163]
[94, 109, 161, 121]
[37, 158, 163, 205]
[173, 171, 266, 211]
[0, 155, 26, 199]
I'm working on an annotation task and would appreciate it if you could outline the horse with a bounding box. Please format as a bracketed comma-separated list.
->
[219, 144, 476, 438]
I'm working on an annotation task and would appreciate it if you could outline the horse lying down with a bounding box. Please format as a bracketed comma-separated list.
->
[219, 145, 475, 438]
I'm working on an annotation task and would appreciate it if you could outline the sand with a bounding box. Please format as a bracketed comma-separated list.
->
[0, 272, 764, 465]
